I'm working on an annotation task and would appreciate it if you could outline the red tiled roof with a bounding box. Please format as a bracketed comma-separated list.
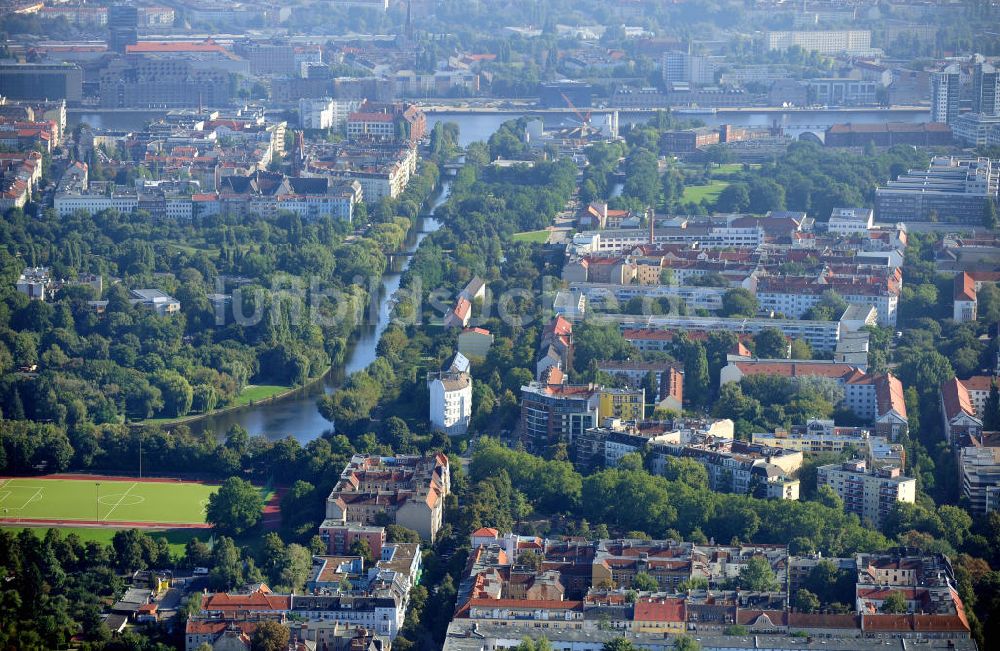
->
[955, 272, 977, 302]
[472, 527, 500, 538]
[875, 373, 907, 419]
[201, 587, 290, 612]
[468, 598, 582, 609]
[350, 112, 394, 122]
[453, 297, 471, 319]
[127, 40, 226, 54]
[941, 377, 976, 421]
[960, 376, 994, 393]
[733, 361, 855, 379]
[634, 598, 685, 622]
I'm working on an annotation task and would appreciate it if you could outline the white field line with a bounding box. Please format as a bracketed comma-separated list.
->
[101, 482, 138, 522]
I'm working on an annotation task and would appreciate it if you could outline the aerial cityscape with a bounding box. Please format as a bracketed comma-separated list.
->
[2, 1, 1000, 650]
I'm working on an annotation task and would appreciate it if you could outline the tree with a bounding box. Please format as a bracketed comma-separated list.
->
[632, 572, 659, 591]
[753, 328, 788, 359]
[793, 588, 821, 613]
[184, 537, 212, 568]
[350, 539, 375, 566]
[602, 638, 639, 651]
[674, 636, 702, 651]
[574, 322, 632, 369]
[789, 338, 812, 360]
[721, 288, 758, 317]
[622, 149, 661, 206]
[716, 183, 750, 213]
[986, 382, 1000, 431]
[210, 536, 244, 590]
[514, 639, 553, 651]
[278, 544, 312, 592]
[206, 477, 264, 536]
[153, 370, 194, 418]
[747, 177, 786, 214]
[739, 556, 778, 591]
[984, 198, 998, 230]
[676, 339, 710, 408]
[386, 524, 421, 543]
[881, 591, 908, 614]
[112, 529, 147, 572]
[251, 621, 290, 651]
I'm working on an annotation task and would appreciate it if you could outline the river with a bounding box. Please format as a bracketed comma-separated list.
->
[70, 107, 930, 147]
[188, 183, 447, 442]
[424, 108, 931, 145]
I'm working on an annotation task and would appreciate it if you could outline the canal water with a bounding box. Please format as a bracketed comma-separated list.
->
[187, 183, 448, 442]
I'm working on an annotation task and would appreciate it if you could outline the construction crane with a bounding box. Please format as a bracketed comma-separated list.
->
[560, 92, 593, 135]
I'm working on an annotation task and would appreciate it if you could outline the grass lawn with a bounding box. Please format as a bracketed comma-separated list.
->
[7, 526, 211, 556]
[167, 242, 219, 258]
[682, 180, 730, 204]
[139, 384, 291, 425]
[233, 384, 290, 406]
[0, 477, 217, 525]
[511, 230, 550, 244]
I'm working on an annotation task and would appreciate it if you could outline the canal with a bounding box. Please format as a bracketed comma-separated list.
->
[187, 182, 448, 442]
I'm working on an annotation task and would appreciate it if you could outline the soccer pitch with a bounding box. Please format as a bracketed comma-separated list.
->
[0, 476, 218, 526]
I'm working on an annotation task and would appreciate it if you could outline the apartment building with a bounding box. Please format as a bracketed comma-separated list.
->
[186, 582, 405, 648]
[722, 359, 907, 439]
[598, 387, 646, 421]
[754, 272, 900, 326]
[816, 459, 916, 525]
[952, 113, 1000, 146]
[16, 267, 53, 302]
[596, 360, 684, 411]
[537, 315, 574, 380]
[960, 444, 1000, 515]
[427, 370, 472, 436]
[570, 281, 726, 313]
[451, 530, 970, 648]
[931, 65, 961, 125]
[310, 145, 418, 201]
[347, 101, 427, 144]
[649, 438, 802, 500]
[299, 98, 364, 130]
[0, 150, 43, 211]
[520, 382, 600, 450]
[940, 376, 987, 444]
[752, 420, 905, 470]
[765, 30, 872, 55]
[827, 208, 874, 235]
[597, 313, 843, 352]
[324, 454, 450, 541]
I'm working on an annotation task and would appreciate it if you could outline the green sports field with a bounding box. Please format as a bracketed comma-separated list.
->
[0, 477, 218, 526]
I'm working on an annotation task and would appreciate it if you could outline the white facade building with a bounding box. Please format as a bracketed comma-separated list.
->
[765, 30, 872, 55]
[427, 371, 472, 436]
[828, 207, 874, 234]
[299, 98, 363, 130]
[817, 459, 916, 525]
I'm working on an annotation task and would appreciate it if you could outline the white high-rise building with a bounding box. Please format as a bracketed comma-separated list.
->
[427, 371, 472, 436]
[931, 65, 960, 125]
